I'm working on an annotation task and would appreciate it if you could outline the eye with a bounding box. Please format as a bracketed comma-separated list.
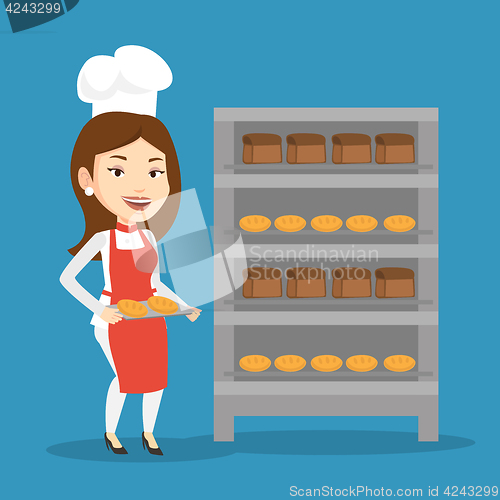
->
[108, 168, 125, 178]
[149, 170, 165, 179]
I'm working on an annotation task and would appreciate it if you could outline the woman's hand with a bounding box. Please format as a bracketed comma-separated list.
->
[100, 307, 123, 324]
[186, 307, 201, 322]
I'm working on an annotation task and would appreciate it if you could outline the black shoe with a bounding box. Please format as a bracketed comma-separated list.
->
[142, 432, 163, 456]
[104, 432, 128, 455]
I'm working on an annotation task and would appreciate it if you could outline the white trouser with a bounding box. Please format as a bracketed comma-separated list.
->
[94, 327, 163, 433]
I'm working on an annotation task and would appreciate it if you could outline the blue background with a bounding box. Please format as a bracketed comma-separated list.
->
[1, 0, 499, 498]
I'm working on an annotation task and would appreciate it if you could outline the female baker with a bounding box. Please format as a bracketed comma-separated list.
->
[60, 47, 201, 456]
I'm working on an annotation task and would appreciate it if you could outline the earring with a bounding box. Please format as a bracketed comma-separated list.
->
[85, 187, 94, 197]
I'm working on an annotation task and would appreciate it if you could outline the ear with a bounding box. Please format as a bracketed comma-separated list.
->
[78, 167, 93, 191]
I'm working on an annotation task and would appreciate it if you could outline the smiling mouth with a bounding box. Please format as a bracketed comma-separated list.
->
[121, 196, 152, 211]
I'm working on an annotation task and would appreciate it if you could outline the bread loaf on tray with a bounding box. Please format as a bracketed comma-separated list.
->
[242, 267, 282, 298]
[332, 133, 372, 164]
[332, 267, 372, 298]
[286, 134, 326, 164]
[242, 133, 282, 164]
[375, 267, 415, 298]
[286, 267, 326, 298]
[375, 133, 415, 164]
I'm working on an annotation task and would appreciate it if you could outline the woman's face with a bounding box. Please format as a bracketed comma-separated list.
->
[79, 137, 170, 223]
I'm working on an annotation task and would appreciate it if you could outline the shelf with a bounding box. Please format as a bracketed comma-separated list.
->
[227, 299, 432, 306]
[225, 370, 433, 379]
[215, 174, 438, 189]
[225, 163, 434, 174]
[221, 244, 438, 259]
[225, 298, 432, 311]
[214, 381, 439, 396]
[226, 229, 433, 237]
[215, 311, 439, 326]
[214, 107, 438, 122]
[214, 108, 438, 443]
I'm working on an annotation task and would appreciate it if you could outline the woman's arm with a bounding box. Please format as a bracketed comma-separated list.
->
[60, 232, 107, 317]
[146, 231, 189, 308]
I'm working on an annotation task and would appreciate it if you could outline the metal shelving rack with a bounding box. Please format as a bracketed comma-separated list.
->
[214, 108, 438, 442]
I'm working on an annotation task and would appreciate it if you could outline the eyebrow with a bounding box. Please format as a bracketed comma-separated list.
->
[149, 157, 164, 162]
[110, 155, 127, 160]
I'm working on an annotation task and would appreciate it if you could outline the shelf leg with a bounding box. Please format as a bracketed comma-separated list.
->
[418, 397, 439, 442]
[214, 407, 234, 442]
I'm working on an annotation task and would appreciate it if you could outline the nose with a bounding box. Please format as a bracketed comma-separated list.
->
[134, 188, 146, 193]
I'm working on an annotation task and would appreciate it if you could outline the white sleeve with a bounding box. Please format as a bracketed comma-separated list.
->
[146, 230, 189, 308]
[60, 232, 107, 317]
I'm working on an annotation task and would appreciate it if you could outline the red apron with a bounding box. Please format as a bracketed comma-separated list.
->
[106, 224, 168, 394]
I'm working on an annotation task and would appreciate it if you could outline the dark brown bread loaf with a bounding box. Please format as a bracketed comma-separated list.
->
[286, 267, 326, 298]
[286, 134, 326, 164]
[375, 134, 415, 164]
[332, 267, 372, 298]
[242, 267, 282, 298]
[332, 134, 372, 164]
[242, 134, 282, 164]
[375, 268, 415, 298]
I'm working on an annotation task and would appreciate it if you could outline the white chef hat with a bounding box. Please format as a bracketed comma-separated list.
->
[77, 45, 173, 117]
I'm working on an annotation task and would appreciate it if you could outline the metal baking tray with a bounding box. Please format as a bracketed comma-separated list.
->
[109, 302, 195, 321]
